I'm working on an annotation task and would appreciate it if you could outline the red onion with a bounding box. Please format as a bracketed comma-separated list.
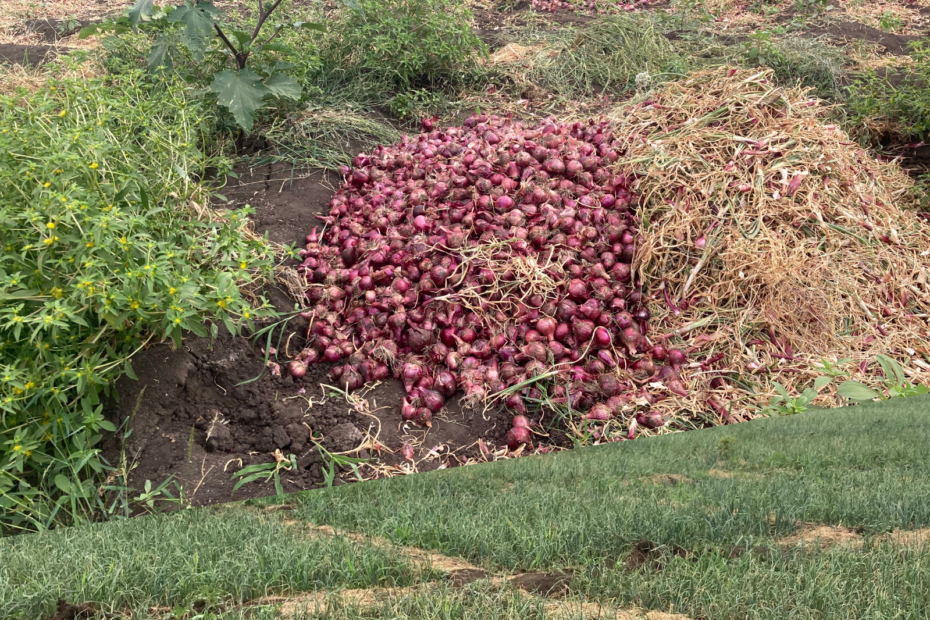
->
[415, 408, 433, 426]
[536, 317, 557, 340]
[598, 373, 621, 396]
[522, 342, 548, 363]
[512, 415, 532, 429]
[506, 393, 527, 415]
[338, 365, 362, 392]
[418, 387, 445, 413]
[573, 320, 595, 343]
[568, 279, 588, 299]
[291, 113, 682, 433]
[506, 426, 532, 451]
[583, 403, 611, 421]
[630, 358, 656, 383]
[593, 326, 612, 348]
[636, 411, 665, 429]
[668, 349, 687, 369]
[288, 360, 307, 378]
[401, 398, 417, 421]
[402, 361, 426, 392]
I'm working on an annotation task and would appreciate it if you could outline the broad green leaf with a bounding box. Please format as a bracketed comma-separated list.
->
[293, 21, 326, 32]
[261, 43, 294, 54]
[147, 34, 175, 73]
[800, 388, 818, 404]
[836, 381, 881, 401]
[264, 72, 301, 100]
[78, 25, 103, 39]
[772, 382, 789, 399]
[128, 0, 156, 29]
[168, 2, 219, 61]
[54, 474, 72, 494]
[99, 420, 117, 432]
[210, 69, 271, 131]
[124, 361, 138, 381]
[877, 354, 906, 386]
[230, 29, 252, 46]
[813, 376, 832, 390]
[341, 0, 365, 20]
[209, 69, 270, 131]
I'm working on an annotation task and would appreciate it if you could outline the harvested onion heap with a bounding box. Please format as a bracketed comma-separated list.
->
[293, 113, 688, 450]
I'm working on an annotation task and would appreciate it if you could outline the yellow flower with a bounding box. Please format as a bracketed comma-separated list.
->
[51, 287, 63, 298]
[239, 261, 247, 269]
[58, 110, 66, 117]
[46, 222, 55, 229]
[24, 381, 34, 390]
[130, 301, 140, 309]
[12, 445, 21, 452]
[243, 310, 251, 319]
[217, 300, 227, 309]
[174, 318, 181, 324]
[89, 163, 99, 170]
[169, 287, 177, 294]
[86, 241, 94, 248]
[43, 182, 50, 188]
[25, 450, 32, 457]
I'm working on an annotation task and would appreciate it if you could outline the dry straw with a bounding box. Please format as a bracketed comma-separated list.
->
[608, 66, 930, 417]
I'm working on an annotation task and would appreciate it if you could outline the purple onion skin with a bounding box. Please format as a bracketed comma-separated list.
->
[295, 114, 684, 427]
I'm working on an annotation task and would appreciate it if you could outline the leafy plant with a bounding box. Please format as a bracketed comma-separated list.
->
[80, 0, 324, 131]
[878, 10, 903, 33]
[846, 40, 930, 142]
[813, 357, 852, 379]
[794, 0, 832, 17]
[738, 31, 845, 96]
[331, 0, 487, 91]
[837, 355, 928, 403]
[317, 444, 367, 488]
[761, 381, 824, 416]
[0, 66, 272, 533]
[230, 450, 296, 496]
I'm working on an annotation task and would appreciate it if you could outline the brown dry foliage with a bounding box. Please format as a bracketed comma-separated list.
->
[606, 67, 930, 416]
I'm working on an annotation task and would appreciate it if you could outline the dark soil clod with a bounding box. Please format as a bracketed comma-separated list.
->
[626, 539, 689, 571]
[508, 571, 573, 597]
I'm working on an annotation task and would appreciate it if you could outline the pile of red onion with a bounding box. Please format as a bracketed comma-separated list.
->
[291, 113, 689, 451]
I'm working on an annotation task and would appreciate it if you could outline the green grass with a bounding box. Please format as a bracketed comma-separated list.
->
[504, 15, 684, 100]
[0, 506, 427, 620]
[290, 396, 930, 569]
[5, 397, 930, 620]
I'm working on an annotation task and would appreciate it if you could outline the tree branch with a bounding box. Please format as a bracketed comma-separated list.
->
[251, 0, 285, 44]
[261, 26, 283, 48]
[214, 22, 247, 69]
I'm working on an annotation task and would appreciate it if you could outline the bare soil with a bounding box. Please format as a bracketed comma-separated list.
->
[0, 42, 62, 65]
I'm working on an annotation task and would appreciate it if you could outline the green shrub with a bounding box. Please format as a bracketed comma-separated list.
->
[847, 40, 930, 141]
[737, 32, 846, 97]
[330, 0, 487, 90]
[81, 0, 325, 132]
[0, 65, 272, 533]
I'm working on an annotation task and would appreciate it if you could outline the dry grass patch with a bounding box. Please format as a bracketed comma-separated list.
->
[779, 524, 865, 549]
[607, 66, 930, 420]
